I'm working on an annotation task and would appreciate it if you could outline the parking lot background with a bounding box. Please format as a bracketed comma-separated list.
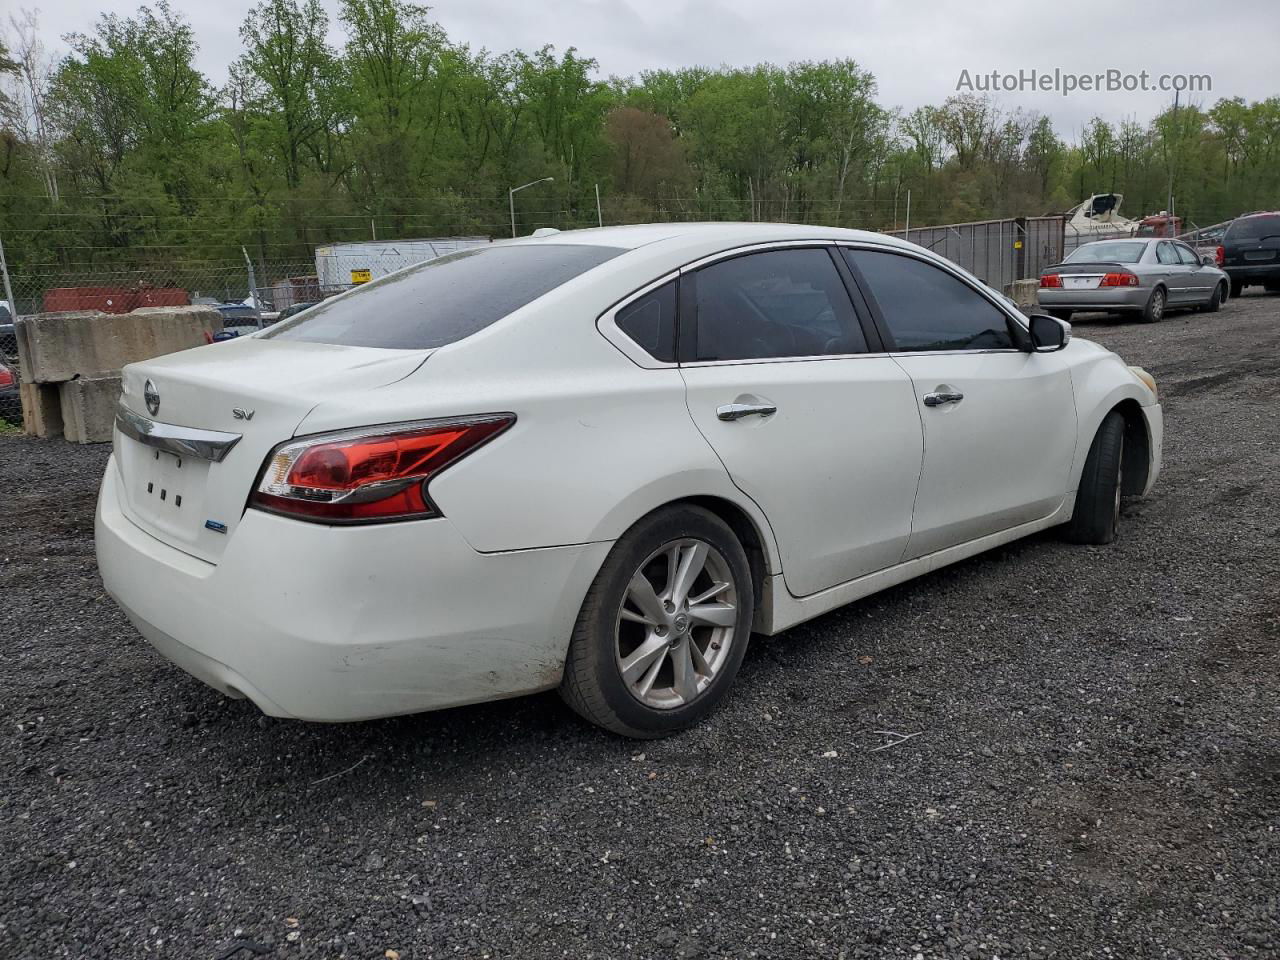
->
[1, 294, 1278, 958]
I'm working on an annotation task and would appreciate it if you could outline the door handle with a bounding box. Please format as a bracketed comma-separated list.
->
[717, 402, 777, 421]
[923, 392, 964, 407]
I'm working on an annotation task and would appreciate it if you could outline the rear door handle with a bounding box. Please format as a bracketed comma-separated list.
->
[923, 392, 964, 407]
[717, 402, 778, 421]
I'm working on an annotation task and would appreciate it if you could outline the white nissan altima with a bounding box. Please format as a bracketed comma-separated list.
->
[96, 223, 1162, 738]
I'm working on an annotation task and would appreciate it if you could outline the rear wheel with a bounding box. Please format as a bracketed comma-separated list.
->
[1062, 411, 1125, 545]
[1265, 278, 1280, 294]
[1231, 278, 1244, 299]
[1140, 286, 1166, 323]
[559, 505, 754, 738]
[1047, 308, 1073, 321]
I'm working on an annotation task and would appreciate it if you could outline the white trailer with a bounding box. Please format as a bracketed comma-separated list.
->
[314, 237, 491, 293]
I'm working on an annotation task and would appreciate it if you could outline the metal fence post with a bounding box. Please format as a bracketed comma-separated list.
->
[242, 246, 263, 327]
[0, 232, 18, 322]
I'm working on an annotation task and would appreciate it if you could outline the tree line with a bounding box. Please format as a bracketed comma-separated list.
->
[1, 0, 1278, 276]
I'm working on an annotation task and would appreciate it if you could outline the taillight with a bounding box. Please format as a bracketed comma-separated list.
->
[0, 365, 13, 388]
[250, 414, 514, 523]
[1040, 274, 1062, 288]
[1099, 273, 1139, 287]
[1215, 245, 1225, 266]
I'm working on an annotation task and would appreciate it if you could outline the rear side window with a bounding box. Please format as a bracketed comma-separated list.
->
[846, 249, 1013, 352]
[1156, 242, 1178, 265]
[615, 281, 677, 362]
[1227, 215, 1280, 242]
[691, 248, 866, 362]
[266, 244, 624, 349]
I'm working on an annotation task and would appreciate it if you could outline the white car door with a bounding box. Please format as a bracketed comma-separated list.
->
[677, 245, 924, 598]
[843, 246, 1077, 560]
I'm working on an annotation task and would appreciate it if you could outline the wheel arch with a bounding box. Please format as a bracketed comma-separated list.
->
[1112, 398, 1152, 496]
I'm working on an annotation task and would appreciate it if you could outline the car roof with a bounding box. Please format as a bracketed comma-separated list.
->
[502, 221, 920, 253]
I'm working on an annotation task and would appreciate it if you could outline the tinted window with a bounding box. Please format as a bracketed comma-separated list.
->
[846, 249, 1013, 352]
[691, 248, 865, 362]
[1065, 241, 1147, 264]
[267, 244, 623, 349]
[1226, 215, 1280, 242]
[1156, 242, 1178, 265]
[615, 281, 677, 362]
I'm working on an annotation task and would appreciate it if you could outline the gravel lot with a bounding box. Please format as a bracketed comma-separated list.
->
[2, 292, 1278, 960]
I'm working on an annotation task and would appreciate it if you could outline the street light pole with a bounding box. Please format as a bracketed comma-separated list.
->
[509, 177, 555, 238]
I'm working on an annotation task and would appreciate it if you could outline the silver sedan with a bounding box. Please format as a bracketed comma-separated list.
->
[1039, 238, 1230, 323]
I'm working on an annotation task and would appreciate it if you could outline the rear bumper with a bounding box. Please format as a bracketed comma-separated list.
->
[1224, 264, 1280, 284]
[95, 458, 612, 721]
[1037, 287, 1149, 311]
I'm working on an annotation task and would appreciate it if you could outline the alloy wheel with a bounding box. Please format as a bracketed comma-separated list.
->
[614, 538, 739, 710]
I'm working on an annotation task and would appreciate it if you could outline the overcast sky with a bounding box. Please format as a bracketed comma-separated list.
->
[14, 0, 1280, 137]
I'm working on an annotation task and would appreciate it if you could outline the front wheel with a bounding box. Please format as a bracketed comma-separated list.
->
[1202, 281, 1226, 313]
[1062, 411, 1125, 545]
[559, 505, 754, 738]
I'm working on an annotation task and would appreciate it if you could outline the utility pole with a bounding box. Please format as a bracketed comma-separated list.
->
[904, 190, 912, 241]
[595, 183, 604, 228]
[509, 177, 555, 238]
[1167, 90, 1179, 235]
[0, 232, 17, 321]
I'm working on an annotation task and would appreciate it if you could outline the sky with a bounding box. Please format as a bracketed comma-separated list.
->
[12, 0, 1280, 137]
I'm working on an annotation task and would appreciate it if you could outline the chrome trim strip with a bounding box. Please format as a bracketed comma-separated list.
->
[115, 403, 242, 463]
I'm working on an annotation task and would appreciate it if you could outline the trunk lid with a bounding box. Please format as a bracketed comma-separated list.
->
[114, 337, 430, 563]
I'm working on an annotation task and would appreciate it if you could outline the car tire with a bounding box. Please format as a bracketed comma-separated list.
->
[1047, 309, 1073, 321]
[559, 504, 754, 738]
[1202, 281, 1226, 313]
[1140, 286, 1166, 323]
[1062, 411, 1125, 545]
[1265, 279, 1280, 294]
[1231, 279, 1244, 299]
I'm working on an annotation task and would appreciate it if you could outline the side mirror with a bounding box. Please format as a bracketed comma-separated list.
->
[1028, 313, 1070, 353]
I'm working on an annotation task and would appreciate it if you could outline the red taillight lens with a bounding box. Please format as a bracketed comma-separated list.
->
[1215, 245, 1225, 266]
[0, 365, 13, 388]
[250, 414, 514, 523]
[1099, 272, 1138, 287]
[1040, 273, 1062, 288]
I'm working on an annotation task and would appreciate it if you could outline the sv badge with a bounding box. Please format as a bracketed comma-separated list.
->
[232, 408, 256, 421]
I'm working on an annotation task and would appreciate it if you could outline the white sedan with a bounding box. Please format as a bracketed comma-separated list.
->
[95, 223, 1163, 738]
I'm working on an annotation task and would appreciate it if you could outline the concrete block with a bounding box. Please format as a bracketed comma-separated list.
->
[58, 376, 121, 444]
[20, 380, 63, 438]
[1004, 279, 1040, 312]
[19, 306, 222, 383]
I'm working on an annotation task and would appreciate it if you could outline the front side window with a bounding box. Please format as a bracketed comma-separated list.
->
[1175, 244, 1200, 265]
[615, 280, 677, 362]
[690, 248, 866, 362]
[266, 244, 624, 349]
[844, 249, 1014, 352]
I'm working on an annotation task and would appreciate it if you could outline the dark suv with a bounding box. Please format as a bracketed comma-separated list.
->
[1219, 212, 1280, 297]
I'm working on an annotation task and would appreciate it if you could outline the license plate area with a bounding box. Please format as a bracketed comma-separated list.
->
[1065, 276, 1101, 290]
[120, 437, 213, 545]
[1244, 250, 1276, 262]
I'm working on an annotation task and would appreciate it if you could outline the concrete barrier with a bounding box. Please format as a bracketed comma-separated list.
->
[20, 381, 63, 438]
[15, 305, 222, 443]
[1004, 279, 1040, 312]
[17, 306, 221, 384]
[59, 376, 122, 444]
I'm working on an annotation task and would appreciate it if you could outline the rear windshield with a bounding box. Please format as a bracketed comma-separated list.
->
[1227, 215, 1280, 242]
[1065, 241, 1147, 264]
[265, 244, 624, 349]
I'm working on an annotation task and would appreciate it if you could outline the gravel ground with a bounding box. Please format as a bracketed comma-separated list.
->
[2, 292, 1278, 960]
